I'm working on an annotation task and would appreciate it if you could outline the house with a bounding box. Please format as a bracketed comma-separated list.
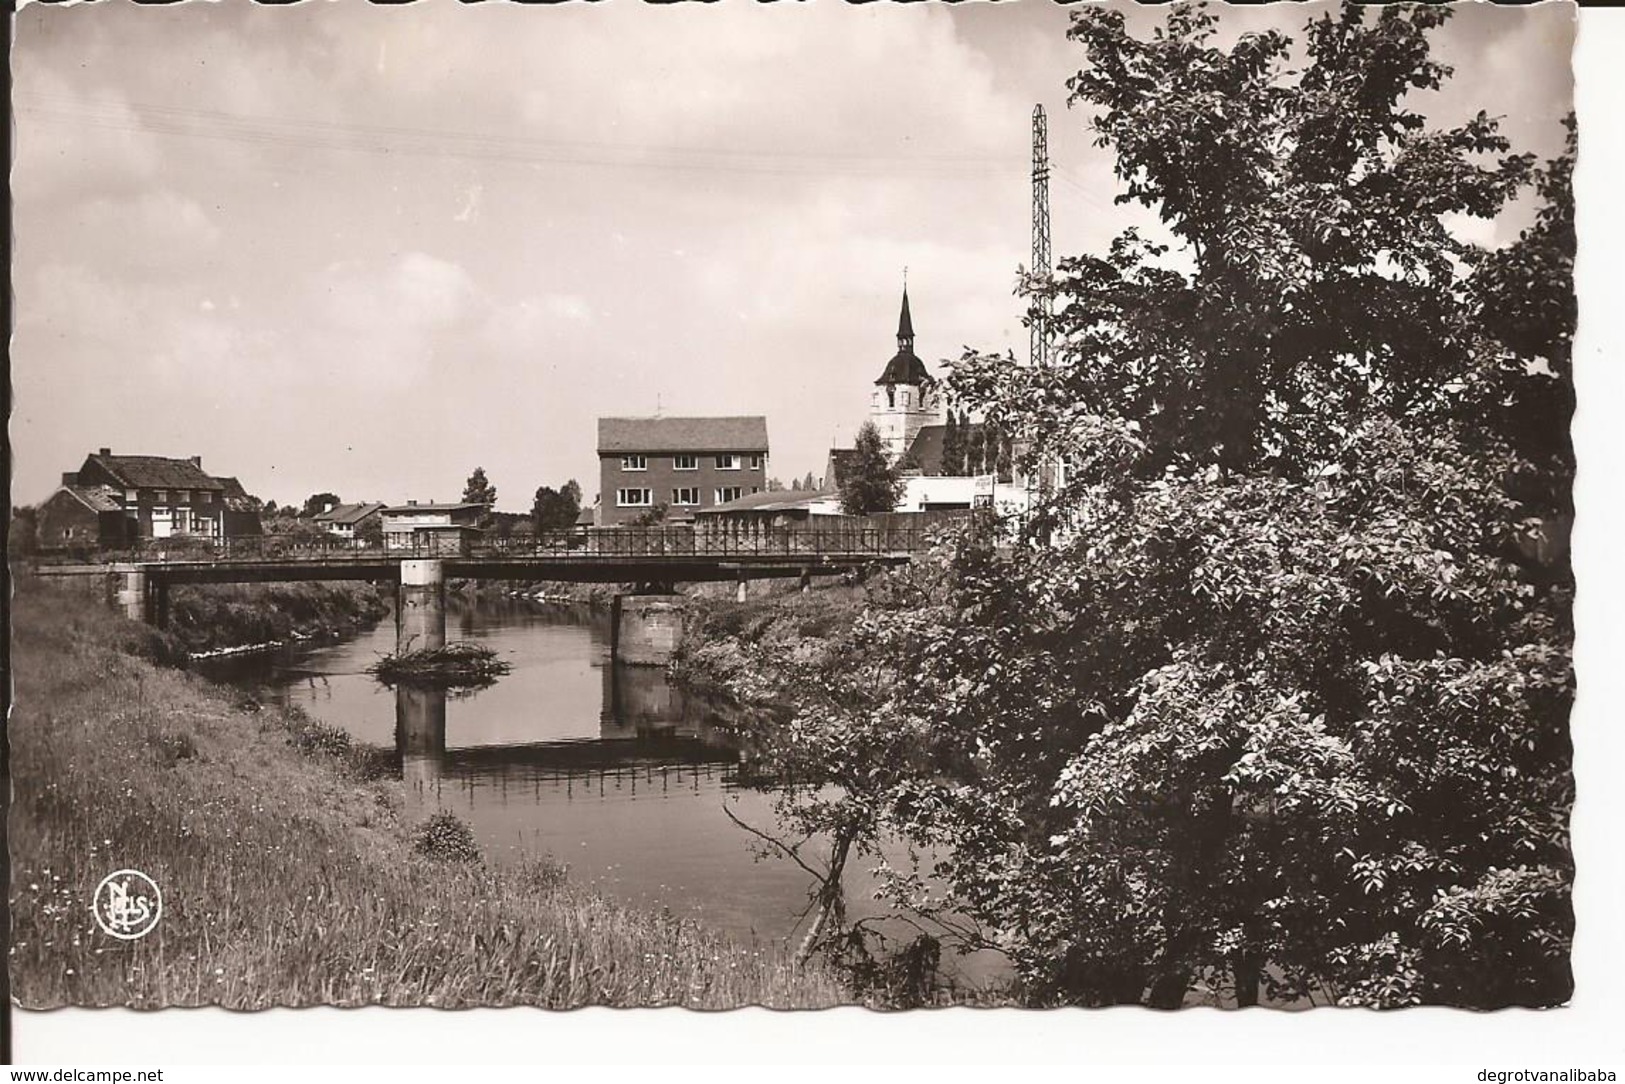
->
[215, 477, 265, 537]
[312, 501, 386, 545]
[596, 415, 770, 527]
[378, 501, 486, 554]
[42, 448, 262, 548]
[34, 484, 129, 551]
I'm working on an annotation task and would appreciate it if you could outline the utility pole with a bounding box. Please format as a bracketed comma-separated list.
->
[1030, 104, 1052, 370]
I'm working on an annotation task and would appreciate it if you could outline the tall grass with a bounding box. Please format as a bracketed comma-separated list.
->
[8, 580, 845, 1008]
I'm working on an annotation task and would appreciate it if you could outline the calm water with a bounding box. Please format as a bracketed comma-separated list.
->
[202, 598, 1001, 983]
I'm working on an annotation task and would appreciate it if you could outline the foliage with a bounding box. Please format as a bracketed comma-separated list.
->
[840, 421, 906, 516]
[355, 514, 383, 547]
[630, 501, 671, 527]
[462, 467, 498, 509]
[10, 504, 40, 558]
[302, 492, 341, 518]
[939, 410, 967, 476]
[412, 810, 483, 864]
[732, 3, 1573, 1009]
[532, 479, 583, 532]
[369, 641, 512, 688]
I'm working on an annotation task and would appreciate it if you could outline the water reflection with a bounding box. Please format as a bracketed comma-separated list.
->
[394, 673, 739, 812]
[205, 600, 1003, 985]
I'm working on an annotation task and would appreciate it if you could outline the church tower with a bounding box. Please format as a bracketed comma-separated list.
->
[870, 286, 941, 463]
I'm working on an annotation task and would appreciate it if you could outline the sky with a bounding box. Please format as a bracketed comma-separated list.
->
[10, 0, 1575, 512]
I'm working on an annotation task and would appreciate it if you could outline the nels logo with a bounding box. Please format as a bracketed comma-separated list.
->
[92, 869, 163, 941]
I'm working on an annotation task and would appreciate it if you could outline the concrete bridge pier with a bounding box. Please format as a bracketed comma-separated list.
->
[610, 593, 686, 667]
[113, 564, 147, 623]
[397, 559, 446, 654]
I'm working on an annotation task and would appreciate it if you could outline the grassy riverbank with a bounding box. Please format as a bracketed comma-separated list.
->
[8, 580, 845, 1008]
[669, 579, 869, 702]
[168, 580, 391, 654]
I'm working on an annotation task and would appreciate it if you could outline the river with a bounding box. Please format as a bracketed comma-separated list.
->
[201, 595, 1003, 991]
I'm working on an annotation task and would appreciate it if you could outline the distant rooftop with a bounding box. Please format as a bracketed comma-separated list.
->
[597, 416, 769, 455]
[314, 501, 387, 525]
[379, 502, 488, 515]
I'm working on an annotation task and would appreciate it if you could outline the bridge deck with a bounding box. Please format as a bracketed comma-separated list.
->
[30, 527, 928, 585]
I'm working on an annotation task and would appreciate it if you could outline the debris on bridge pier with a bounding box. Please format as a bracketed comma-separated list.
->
[368, 641, 511, 688]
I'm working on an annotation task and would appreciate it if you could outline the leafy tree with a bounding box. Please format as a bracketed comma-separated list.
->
[790, 477, 804, 492]
[629, 501, 670, 528]
[767, 477, 785, 492]
[263, 500, 280, 516]
[462, 468, 498, 530]
[355, 514, 383, 548]
[9, 505, 39, 558]
[939, 410, 968, 476]
[735, 4, 1571, 1010]
[462, 468, 497, 509]
[802, 471, 819, 493]
[840, 422, 906, 517]
[531, 480, 583, 533]
[302, 492, 340, 518]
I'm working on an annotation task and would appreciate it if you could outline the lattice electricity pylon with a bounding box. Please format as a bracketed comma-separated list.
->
[1030, 104, 1053, 370]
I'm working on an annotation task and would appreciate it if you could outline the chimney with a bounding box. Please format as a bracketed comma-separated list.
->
[407, 499, 418, 506]
[190, 456, 202, 469]
[98, 447, 111, 457]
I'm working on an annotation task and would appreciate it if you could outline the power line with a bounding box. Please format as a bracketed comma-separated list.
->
[14, 92, 1039, 181]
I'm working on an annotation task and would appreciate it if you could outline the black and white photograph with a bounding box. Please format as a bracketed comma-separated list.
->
[5, 0, 1615, 1069]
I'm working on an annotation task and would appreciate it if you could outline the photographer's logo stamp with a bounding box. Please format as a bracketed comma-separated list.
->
[92, 869, 163, 940]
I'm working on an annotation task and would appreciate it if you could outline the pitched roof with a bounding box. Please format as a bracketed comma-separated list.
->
[694, 490, 840, 515]
[905, 422, 988, 477]
[314, 501, 386, 525]
[59, 484, 124, 514]
[824, 448, 861, 490]
[211, 476, 260, 513]
[597, 416, 769, 454]
[85, 453, 223, 490]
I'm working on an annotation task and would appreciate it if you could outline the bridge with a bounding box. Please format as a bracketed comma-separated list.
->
[33, 526, 932, 659]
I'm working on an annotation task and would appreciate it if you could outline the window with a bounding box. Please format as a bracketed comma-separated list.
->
[750, 487, 761, 495]
[672, 487, 700, 506]
[617, 488, 652, 507]
[715, 487, 743, 504]
[620, 455, 647, 471]
[154, 489, 169, 503]
[714, 454, 740, 470]
[673, 454, 699, 471]
[177, 490, 191, 505]
[198, 491, 212, 505]
[748, 454, 764, 470]
[125, 489, 139, 503]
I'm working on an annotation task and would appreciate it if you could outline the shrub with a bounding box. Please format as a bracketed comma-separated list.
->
[412, 810, 481, 864]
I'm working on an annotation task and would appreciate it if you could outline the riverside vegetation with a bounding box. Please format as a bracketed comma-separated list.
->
[8, 579, 844, 1008]
[167, 580, 391, 655]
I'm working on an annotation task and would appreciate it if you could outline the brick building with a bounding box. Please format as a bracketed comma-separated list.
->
[595, 416, 770, 526]
[37, 449, 262, 549]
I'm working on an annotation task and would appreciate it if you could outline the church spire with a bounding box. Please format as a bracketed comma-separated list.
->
[875, 278, 931, 387]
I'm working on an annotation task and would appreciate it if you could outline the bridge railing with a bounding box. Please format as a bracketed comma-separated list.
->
[44, 524, 945, 566]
